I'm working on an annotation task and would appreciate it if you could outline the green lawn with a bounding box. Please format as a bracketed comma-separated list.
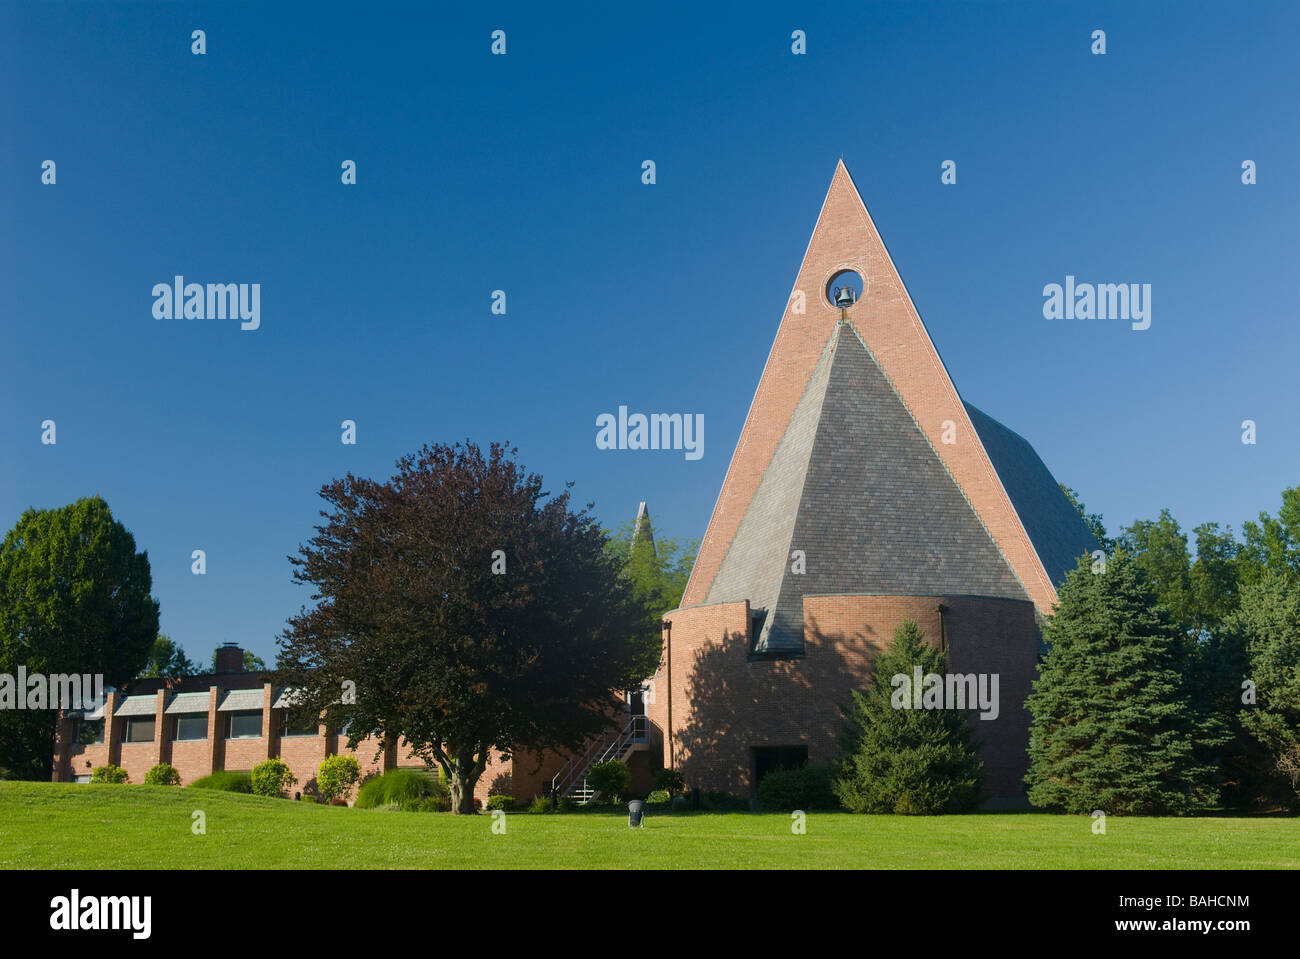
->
[2, 782, 1297, 869]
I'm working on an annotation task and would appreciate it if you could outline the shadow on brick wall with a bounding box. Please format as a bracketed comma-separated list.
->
[674, 617, 877, 795]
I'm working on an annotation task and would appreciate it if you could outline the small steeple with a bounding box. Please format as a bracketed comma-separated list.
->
[631, 501, 656, 555]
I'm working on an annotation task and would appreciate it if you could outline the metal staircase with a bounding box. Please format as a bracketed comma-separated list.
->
[550, 715, 651, 803]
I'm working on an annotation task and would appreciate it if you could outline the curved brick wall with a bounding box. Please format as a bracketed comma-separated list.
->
[648, 593, 1038, 802]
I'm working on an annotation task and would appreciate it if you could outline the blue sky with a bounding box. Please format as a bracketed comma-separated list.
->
[3, 2, 1297, 667]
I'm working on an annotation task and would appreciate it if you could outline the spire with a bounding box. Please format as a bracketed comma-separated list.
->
[631, 501, 656, 556]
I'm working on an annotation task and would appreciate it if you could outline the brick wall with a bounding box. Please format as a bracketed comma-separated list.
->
[52, 685, 619, 809]
[651, 593, 1037, 801]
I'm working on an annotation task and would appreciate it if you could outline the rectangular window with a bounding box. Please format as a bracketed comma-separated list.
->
[279, 711, 318, 738]
[74, 775, 91, 784]
[226, 711, 262, 739]
[75, 719, 104, 745]
[124, 717, 155, 743]
[174, 714, 208, 741]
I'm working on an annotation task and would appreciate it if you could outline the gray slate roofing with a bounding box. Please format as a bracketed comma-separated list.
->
[217, 688, 264, 712]
[114, 695, 159, 717]
[706, 323, 1030, 652]
[165, 691, 211, 715]
[271, 688, 301, 710]
[963, 402, 1099, 587]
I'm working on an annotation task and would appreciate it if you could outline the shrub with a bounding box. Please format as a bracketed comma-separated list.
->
[250, 759, 297, 798]
[670, 795, 689, 812]
[757, 765, 839, 811]
[189, 770, 252, 793]
[700, 790, 749, 812]
[526, 795, 550, 814]
[486, 794, 516, 811]
[143, 763, 181, 786]
[645, 789, 671, 805]
[586, 760, 630, 803]
[90, 764, 128, 784]
[653, 768, 685, 797]
[557, 794, 578, 813]
[400, 795, 451, 812]
[316, 755, 361, 805]
[355, 768, 446, 809]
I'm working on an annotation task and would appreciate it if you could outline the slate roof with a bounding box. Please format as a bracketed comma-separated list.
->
[217, 688, 264, 712]
[706, 323, 1030, 652]
[271, 688, 301, 710]
[963, 402, 1099, 588]
[165, 691, 211, 715]
[114, 695, 159, 717]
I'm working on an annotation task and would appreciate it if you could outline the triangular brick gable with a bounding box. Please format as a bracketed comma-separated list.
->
[683, 160, 1073, 615]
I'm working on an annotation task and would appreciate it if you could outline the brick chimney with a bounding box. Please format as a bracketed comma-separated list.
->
[214, 642, 244, 674]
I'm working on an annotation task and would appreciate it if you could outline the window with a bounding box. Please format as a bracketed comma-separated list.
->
[174, 714, 208, 741]
[123, 717, 155, 743]
[75, 719, 104, 745]
[225, 710, 262, 739]
[74, 775, 91, 784]
[279, 711, 318, 738]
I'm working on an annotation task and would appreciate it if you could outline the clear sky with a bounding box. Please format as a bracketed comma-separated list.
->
[3, 2, 1297, 668]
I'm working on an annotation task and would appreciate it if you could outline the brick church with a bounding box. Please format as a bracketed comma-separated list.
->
[643, 160, 1096, 803]
[53, 161, 1094, 806]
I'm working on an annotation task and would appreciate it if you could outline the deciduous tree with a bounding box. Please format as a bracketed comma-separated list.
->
[276, 442, 657, 813]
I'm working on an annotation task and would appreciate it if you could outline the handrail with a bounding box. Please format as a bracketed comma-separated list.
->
[549, 715, 650, 798]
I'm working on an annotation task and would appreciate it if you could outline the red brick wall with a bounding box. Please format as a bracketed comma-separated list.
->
[276, 724, 328, 795]
[169, 739, 211, 785]
[682, 161, 1056, 615]
[652, 594, 1037, 801]
[51, 688, 622, 809]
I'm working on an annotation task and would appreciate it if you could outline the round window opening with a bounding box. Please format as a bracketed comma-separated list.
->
[826, 270, 864, 309]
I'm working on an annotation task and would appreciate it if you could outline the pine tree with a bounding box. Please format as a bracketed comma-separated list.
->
[1025, 551, 1226, 814]
[1229, 571, 1300, 807]
[834, 620, 984, 814]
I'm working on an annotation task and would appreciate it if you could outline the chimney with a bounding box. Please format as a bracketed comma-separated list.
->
[215, 643, 244, 674]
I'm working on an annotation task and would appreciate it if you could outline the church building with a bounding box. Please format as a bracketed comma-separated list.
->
[645, 161, 1096, 802]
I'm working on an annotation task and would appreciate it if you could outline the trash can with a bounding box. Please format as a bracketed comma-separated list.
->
[628, 799, 645, 828]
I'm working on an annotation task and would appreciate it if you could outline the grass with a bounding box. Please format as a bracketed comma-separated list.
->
[1, 782, 1297, 869]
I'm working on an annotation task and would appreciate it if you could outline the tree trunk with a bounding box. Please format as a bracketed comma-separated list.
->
[448, 750, 485, 814]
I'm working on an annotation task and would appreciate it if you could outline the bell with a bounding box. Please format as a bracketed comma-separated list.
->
[834, 286, 856, 309]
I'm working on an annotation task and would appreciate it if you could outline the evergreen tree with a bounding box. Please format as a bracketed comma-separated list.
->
[1226, 572, 1300, 807]
[834, 620, 984, 814]
[1025, 552, 1226, 814]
